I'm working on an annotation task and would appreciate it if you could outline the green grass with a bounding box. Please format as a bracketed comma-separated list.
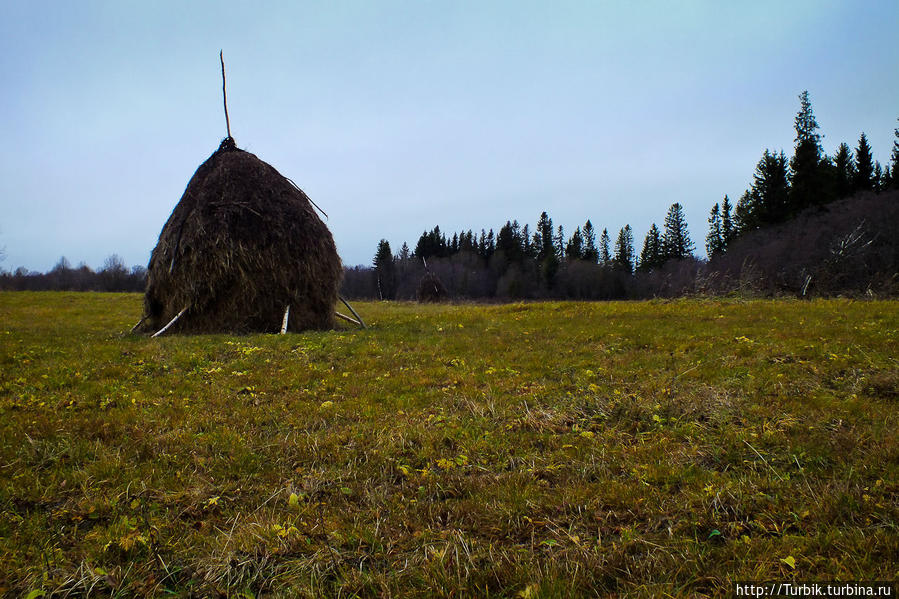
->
[1, 292, 897, 597]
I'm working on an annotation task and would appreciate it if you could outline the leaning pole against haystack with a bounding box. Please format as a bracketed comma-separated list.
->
[134, 52, 364, 336]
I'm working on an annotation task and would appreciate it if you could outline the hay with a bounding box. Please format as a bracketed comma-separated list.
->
[140, 138, 342, 334]
[416, 272, 447, 303]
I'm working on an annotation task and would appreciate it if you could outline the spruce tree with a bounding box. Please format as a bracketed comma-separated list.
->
[536, 212, 554, 261]
[531, 231, 543, 259]
[789, 90, 827, 210]
[735, 150, 790, 231]
[398, 242, 411, 264]
[535, 212, 559, 287]
[373, 239, 396, 300]
[705, 203, 723, 257]
[459, 230, 475, 254]
[720, 195, 735, 247]
[853, 132, 875, 193]
[638, 224, 662, 272]
[734, 190, 756, 234]
[496, 221, 524, 262]
[414, 226, 448, 259]
[477, 229, 495, 260]
[662, 203, 694, 260]
[521, 224, 534, 259]
[754, 150, 791, 224]
[599, 228, 611, 265]
[566, 226, 584, 260]
[582, 220, 599, 263]
[833, 142, 855, 199]
[555, 225, 565, 261]
[397, 242, 411, 279]
[613, 225, 635, 274]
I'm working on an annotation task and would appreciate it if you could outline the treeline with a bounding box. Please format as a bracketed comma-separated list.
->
[342, 202, 698, 301]
[344, 91, 899, 300]
[707, 91, 897, 255]
[3, 92, 896, 299]
[0, 255, 147, 292]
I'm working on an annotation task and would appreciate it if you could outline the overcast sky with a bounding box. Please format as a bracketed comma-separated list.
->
[1, 1, 897, 271]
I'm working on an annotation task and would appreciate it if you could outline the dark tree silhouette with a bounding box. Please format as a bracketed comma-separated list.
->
[566, 226, 584, 260]
[582, 220, 599, 263]
[662, 203, 694, 260]
[853, 132, 875, 193]
[554, 225, 565, 261]
[599, 228, 611, 265]
[638, 224, 662, 272]
[721, 195, 735, 248]
[706, 203, 723, 257]
[789, 90, 829, 210]
[373, 239, 396, 299]
[536, 212, 554, 261]
[613, 225, 635, 273]
[736, 150, 790, 231]
[833, 142, 855, 199]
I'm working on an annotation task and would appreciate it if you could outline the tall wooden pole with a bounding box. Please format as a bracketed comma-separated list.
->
[220, 50, 231, 139]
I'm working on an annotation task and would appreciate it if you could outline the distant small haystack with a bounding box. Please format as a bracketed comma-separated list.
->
[139, 137, 342, 334]
[417, 271, 448, 303]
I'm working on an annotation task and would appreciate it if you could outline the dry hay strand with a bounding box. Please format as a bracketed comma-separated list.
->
[140, 138, 342, 334]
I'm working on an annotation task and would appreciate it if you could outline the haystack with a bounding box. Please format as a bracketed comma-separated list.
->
[139, 137, 342, 334]
[416, 271, 448, 302]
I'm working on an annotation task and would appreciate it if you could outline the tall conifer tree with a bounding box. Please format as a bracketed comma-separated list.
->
[789, 90, 827, 210]
[853, 132, 875, 193]
[833, 142, 855, 199]
[720, 195, 735, 248]
[536, 212, 554, 261]
[599, 228, 611, 265]
[566, 227, 584, 260]
[555, 225, 565, 261]
[662, 203, 694, 260]
[373, 239, 396, 300]
[613, 225, 635, 274]
[736, 150, 790, 231]
[582, 220, 599, 263]
[637, 224, 662, 272]
[706, 203, 723, 257]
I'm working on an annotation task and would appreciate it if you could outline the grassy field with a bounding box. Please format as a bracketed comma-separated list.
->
[1, 292, 897, 597]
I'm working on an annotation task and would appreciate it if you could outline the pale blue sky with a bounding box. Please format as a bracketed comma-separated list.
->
[1, 1, 897, 271]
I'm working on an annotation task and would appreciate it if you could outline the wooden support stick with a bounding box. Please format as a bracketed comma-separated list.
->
[220, 50, 231, 139]
[285, 176, 328, 219]
[339, 295, 367, 329]
[335, 311, 362, 326]
[130, 316, 147, 334]
[280, 305, 290, 334]
[151, 307, 187, 338]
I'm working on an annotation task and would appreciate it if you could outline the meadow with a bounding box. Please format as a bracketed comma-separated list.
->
[1, 292, 897, 597]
